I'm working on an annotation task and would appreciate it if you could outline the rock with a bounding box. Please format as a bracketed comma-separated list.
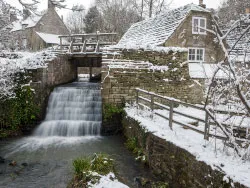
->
[21, 163, 28, 167]
[0, 156, 5, 164]
[9, 161, 17, 166]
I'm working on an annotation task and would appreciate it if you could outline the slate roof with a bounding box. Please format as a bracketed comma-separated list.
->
[116, 4, 210, 49]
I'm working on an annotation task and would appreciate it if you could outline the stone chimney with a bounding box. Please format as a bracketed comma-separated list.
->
[246, 7, 250, 14]
[199, 0, 206, 9]
[48, 0, 55, 9]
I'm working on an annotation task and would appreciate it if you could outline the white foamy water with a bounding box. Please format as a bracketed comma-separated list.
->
[34, 82, 102, 137]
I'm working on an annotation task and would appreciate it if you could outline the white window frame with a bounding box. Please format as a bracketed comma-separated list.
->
[192, 16, 207, 35]
[188, 48, 205, 62]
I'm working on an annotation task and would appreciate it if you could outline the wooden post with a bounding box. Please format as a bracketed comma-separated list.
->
[95, 40, 100, 53]
[89, 66, 93, 80]
[60, 37, 62, 52]
[150, 94, 154, 119]
[169, 101, 174, 130]
[136, 89, 139, 115]
[204, 112, 210, 140]
[81, 40, 87, 53]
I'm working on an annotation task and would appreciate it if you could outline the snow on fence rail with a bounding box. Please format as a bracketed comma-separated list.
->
[58, 33, 117, 54]
[135, 88, 250, 145]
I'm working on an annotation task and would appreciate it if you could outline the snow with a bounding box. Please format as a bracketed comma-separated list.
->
[224, 15, 250, 61]
[189, 62, 229, 79]
[116, 4, 209, 49]
[11, 14, 42, 32]
[88, 173, 129, 188]
[36, 32, 68, 45]
[125, 105, 250, 187]
[0, 50, 57, 99]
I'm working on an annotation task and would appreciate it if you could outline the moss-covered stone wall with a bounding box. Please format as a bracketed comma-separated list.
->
[102, 50, 205, 105]
[122, 115, 246, 188]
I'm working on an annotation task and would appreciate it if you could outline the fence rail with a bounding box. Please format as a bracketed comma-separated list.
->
[135, 88, 249, 144]
[58, 33, 117, 54]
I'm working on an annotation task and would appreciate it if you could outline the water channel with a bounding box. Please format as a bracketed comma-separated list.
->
[0, 81, 153, 188]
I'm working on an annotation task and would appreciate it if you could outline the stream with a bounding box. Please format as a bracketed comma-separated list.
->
[0, 81, 153, 188]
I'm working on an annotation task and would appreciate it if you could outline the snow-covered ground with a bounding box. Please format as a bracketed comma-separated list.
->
[125, 104, 250, 187]
[88, 173, 129, 188]
[0, 50, 57, 99]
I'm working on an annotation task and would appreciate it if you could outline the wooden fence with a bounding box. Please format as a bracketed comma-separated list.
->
[135, 88, 249, 144]
[58, 33, 117, 54]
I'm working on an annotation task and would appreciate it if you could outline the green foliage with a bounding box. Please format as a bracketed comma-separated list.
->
[72, 153, 114, 183]
[0, 85, 39, 138]
[125, 137, 147, 164]
[152, 182, 169, 188]
[103, 103, 125, 122]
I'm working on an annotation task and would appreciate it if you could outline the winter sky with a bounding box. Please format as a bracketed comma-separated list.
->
[7, 0, 222, 17]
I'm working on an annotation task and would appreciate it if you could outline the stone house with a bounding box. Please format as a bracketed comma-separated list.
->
[116, 1, 225, 66]
[11, 0, 69, 51]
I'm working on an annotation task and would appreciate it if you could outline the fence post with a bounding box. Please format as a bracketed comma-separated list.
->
[150, 94, 154, 119]
[204, 111, 210, 140]
[169, 101, 174, 130]
[60, 37, 62, 52]
[136, 89, 139, 114]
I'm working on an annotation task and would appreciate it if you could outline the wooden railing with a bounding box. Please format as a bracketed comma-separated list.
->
[135, 88, 249, 144]
[58, 33, 117, 54]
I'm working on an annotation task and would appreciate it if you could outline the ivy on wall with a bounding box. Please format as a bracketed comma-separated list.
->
[0, 72, 39, 138]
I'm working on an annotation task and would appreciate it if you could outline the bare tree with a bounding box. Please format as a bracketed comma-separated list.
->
[204, 15, 250, 158]
[1, 0, 83, 15]
[96, 0, 141, 37]
[66, 4, 85, 34]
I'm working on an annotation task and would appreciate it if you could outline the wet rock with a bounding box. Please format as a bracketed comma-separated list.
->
[9, 161, 17, 166]
[0, 156, 5, 164]
[21, 163, 28, 167]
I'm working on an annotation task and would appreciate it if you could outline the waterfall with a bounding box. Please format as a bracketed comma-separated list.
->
[34, 82, 102, 137]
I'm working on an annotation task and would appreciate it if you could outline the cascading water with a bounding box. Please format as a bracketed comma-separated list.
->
[34, 81, 102, 137]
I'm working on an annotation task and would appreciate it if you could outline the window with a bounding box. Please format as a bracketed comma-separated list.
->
[192, 17, 206, 34]
[188, 48, 205, 62]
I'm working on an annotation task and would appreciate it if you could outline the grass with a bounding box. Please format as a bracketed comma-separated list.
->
[125, 137, 147, 164]
[69, 153, 114, 188]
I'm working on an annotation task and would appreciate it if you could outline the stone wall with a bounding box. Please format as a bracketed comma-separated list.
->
[102, 50, 205, 105]
[122, 116, 246, 188]
[29, 55, 77, 119]
[164, 11, 225, 63]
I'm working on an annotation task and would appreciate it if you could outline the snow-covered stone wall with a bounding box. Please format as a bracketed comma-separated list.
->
[102, 50, 204, 105]
[122, 116, 247, 188]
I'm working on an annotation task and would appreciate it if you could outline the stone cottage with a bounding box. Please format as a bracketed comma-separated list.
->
[116, 0, 225, 67]
[11, 0, 69, 51]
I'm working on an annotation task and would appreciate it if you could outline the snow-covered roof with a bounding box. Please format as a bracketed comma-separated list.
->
[36, 32, 67, 45]
[11, 14, 43, 32]
[189, 63, 228, 79]
[116, 4, 210, 49]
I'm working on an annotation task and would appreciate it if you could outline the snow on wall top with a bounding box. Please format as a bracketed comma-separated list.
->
[116, 4, 210, 49]
[36, 32, 67, 45]
[189, 63, 228, 79]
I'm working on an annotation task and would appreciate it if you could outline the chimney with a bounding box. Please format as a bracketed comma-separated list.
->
[48, 0, 55, 9]
[246, 7, 250, 14]
[199, 0, 206, 9]
[61, 15, 64, 22]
